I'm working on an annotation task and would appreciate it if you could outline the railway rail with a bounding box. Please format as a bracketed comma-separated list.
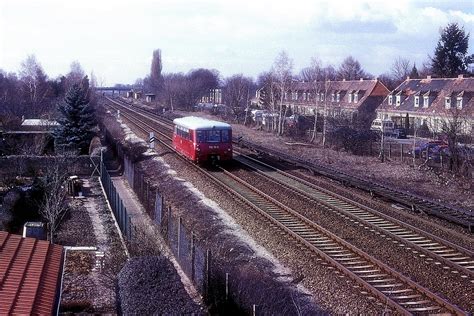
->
[237, 140, 474, 232]
[103, 97, 469, 314]
[106, 96, 474, 232]
[234, 154, 474, 279]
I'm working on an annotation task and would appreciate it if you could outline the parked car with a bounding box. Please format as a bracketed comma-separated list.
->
[392, 128, 407, 139]
[408, 140, 446, 158]
[370, 119, 394, 135]
[423, 144, 450, 161]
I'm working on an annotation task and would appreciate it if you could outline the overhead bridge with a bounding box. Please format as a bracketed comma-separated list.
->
[96, 87, 130, 95]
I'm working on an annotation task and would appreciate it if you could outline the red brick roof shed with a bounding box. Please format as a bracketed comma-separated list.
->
[0, 231, 64, 315]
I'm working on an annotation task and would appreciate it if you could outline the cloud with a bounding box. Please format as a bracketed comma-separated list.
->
[0, 0, 473, 84]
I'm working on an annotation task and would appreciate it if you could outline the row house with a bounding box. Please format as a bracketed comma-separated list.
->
[200, 88, 223, 104]
[376, 75, 474, 134]
[283, 79, 389, 122]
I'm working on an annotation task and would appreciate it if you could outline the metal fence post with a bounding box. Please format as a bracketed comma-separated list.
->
[191, 233, 195, 281]
[177, 217, 182, 258]
[205, 249, 211, 299]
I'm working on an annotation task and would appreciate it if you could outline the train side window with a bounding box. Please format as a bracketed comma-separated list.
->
[208, 130, 220, 142]
[196, 130, 205, 143]
[221, 130, 230, 142]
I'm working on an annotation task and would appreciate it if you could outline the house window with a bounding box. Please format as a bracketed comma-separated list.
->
[307, 92, 311, 100]
[423, 96, 429, 108]
[348, 93, 352, 103]
[331, 93, 335, 101]
[396, 95, 401, 106]
[354, 93, 358, 103]
[445, 97, 451, 109]
[336, 93, 340, 102]
[414, 96, 419, 107]
[303, 92, 306, 101]
[457, 97, 463, 109]
[388, 95, 393, 105]
[321, 93, 324, 101]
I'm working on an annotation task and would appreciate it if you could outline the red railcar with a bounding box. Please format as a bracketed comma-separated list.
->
[172, 116, 233, 163]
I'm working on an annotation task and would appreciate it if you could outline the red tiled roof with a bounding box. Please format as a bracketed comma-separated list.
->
[378, 77, 474, 117]
[0, 231, 64, 315]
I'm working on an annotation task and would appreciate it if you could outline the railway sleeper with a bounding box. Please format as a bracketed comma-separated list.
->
[404, 236, 428, 241]
[399, 300, 431, 306]
[371, 283, 403, 288]
[334, 256, 359, 262]
[366, 278, 396, 284]
[381, 288, 413, 294]
[344, 260, 368, 266]
[391, 294, 422, 300]
[406, 306, 441, 312]
[359, 273, 387, 278]
[351, 268, 380, 274]
[414, 242, 440, 247]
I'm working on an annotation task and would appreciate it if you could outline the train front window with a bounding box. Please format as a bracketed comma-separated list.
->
[208, 130, 220, 142]
[221, 130, 230, 142]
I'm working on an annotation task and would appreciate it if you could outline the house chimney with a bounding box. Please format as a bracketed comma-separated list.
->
[458, 74, 464, 79]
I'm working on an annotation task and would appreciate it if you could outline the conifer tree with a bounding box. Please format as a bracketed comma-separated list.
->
[409, 63, 419, 79]
[54, 81, 96, 154]
[431, 23, 473, 77]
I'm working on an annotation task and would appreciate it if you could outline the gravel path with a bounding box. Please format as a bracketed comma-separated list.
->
[59, 177, 127, 313]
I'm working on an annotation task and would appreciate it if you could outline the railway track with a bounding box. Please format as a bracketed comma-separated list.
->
[103, 97, 469, 314]
[106, 96, 473, 231]
[238, 140, 474, 232]
[233, 154, 474, 279]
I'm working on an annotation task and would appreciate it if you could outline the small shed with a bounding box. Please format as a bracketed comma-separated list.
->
[145, 94, 156, 102]
[133, 91, 143, 99]
[20, 118, 59, 131]
[126, 90, 134, 98]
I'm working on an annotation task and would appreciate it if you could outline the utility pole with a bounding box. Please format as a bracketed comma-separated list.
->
[379, 123, 385, 162]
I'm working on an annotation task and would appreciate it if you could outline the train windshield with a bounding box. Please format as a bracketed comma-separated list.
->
[196, 129, 231, 143]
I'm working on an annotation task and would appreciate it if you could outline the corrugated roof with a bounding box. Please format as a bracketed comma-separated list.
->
[0, 231, 64, 315]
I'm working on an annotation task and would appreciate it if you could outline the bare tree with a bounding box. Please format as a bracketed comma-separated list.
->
[440, 108, 472, 175]
[223, 74, 254, 120]
[391, 57, 411, 83]
[307, 58, 323, 142]
[337, 56, 371, 80]
[65, 61, 86, 89]
[39, 162, 69, 242]
[272, 51, 293, 135]
[19, 55, 51, 115]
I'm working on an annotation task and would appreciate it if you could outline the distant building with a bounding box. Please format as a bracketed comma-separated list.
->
[126, 90, 134, 98]
[200, 88, 222, 104]
[282, 79, 390, 123]
[145, 94, 156, 102]
[133, 90, 143, 99]
[376, 75, 474, 134]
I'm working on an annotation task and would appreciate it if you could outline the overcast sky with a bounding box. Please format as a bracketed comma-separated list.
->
[0, 0, 473, 85]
